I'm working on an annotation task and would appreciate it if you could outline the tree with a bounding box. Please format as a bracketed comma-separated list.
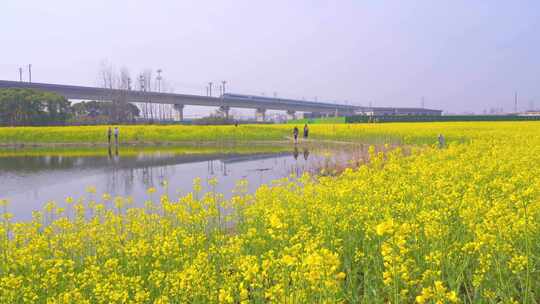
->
[71, 100, 140, 122]
[0, 88, 71, 125]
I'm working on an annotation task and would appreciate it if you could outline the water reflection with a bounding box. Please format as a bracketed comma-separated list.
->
[0, 143, 379, 221]
[293, 146, 299, 160]
[107, 145, 119, 160]
[0, 148, 315, 220]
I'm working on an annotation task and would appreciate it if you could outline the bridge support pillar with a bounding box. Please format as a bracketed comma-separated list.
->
[173, 104, 184, 121]
[255, 108, 266, 122]
[286, 110, 296, 120]
[219, 106, 230, 119]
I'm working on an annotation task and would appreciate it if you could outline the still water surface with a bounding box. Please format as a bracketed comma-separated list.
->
[0, 144, 367, 221]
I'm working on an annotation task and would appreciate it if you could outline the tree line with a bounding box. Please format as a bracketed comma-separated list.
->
[0, 88, 140, 126]
[1, 61, 176, 126]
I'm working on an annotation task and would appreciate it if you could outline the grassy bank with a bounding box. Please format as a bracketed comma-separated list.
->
[0, 143, 293, 158]
[1, 121, 538, 146]
[1, 122, 539, 302]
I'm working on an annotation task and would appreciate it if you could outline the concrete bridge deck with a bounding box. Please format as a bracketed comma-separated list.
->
[0, 80, 354, 113]
[0, 79, 442, 119]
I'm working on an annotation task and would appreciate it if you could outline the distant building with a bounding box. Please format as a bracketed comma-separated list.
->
[518, 110, 540, 117]
[356, 107, 443, 116]
[304, 107, 442, 118]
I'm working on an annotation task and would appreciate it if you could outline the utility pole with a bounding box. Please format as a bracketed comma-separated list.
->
[139, 75, 146, 91]
[127, 77, 132, 90]
[514, 91, 518, 113]
[156, 69, 162, 93]
[221, 81, 227, 95]
[28, 64, 32, 83]
[421, 96, 425, 108]
[19, 67, 23, 82]
[139, 75, 147, 120]
[208, 82, 213, 97]
[156, 69, 163, 121]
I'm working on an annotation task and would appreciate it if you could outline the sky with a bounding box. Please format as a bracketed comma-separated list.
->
[1, 0, 539, 115]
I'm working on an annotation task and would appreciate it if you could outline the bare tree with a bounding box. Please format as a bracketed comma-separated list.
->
[142, 69, 154, 121]
[96, 62, 180, 123]
[98, 60, 116, 122]
[161, 79, 175, 120]
[97, 61, 134, 122]
[119, 67, 130, 90]
[99, 60, 117, 90]
[116, 67, 132, 121]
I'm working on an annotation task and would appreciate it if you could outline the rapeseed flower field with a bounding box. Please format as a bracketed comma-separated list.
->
[1, 122, 539, 303]
[0, 122, 522, 145]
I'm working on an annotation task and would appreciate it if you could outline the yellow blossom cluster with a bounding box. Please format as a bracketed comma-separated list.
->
[1, 122, 539, 303]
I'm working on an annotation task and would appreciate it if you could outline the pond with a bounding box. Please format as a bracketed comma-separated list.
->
[0, 143, 375, 221]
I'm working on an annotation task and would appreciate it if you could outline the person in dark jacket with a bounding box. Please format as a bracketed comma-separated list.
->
[107, 127, 112, 146]
[293, 126, 299, 144]
[303, 124, 309, 139]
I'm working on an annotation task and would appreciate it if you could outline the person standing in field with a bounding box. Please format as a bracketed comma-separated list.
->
[438, 134, 445, 149]
[107, 127, 112, 146]
[293, 126, 299, 144]
[114, 127, 119, 146]
[303, 124, 309, 139]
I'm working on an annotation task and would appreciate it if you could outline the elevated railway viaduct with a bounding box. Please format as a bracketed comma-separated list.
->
[0, 80, 442, 121]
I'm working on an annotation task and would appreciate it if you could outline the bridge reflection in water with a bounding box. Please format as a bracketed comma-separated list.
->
[0, 146, 327, 221]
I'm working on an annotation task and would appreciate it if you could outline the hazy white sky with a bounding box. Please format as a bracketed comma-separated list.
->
[1, 0, 539, 114]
